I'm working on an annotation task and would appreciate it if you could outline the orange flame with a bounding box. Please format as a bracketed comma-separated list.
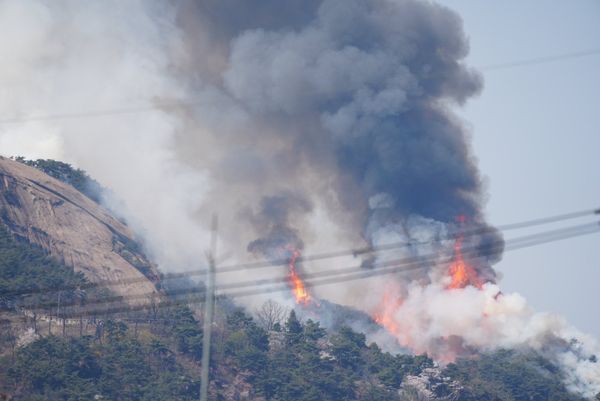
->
[368, 217, 491, 361]
[287, 247, 311, 305]
[372, 285, 403, 337]
[447, 235, 482, 290]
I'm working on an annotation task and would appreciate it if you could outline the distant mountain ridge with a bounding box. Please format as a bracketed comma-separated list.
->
[0, 156, 159, 305]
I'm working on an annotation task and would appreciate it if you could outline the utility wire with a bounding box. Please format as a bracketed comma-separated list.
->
[5, 207, 598, 299]
[491, 208, 598, 231]
[0, 49, 598, 125]
[6, 211, 599, 301]
[10, 221, 598, 315]
[2, 222, 597, 328]
[0, 100, 194, 125]
[214, 206, 599, 272]
[224, 222, 600, 300]
[480, 47, 600, 71]
[127, 221, 600, 305]
[49, 222, 600, 318]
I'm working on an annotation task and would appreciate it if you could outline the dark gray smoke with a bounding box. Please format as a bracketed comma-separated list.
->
[246, 193, 312, 256]
[172, 0, 498, 268]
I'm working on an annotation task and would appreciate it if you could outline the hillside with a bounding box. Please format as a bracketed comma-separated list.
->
[0, 158, 594, 401]
[1, 303, 589, 401]
[0, 156, 159, 304]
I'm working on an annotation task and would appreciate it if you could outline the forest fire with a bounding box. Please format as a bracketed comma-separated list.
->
[286, 247, 311, 305]
[447, 235, 483, 290]
[372, 228, 487, 346]
[372, 285, 403, 337]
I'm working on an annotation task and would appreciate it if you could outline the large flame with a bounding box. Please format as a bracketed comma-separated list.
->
[447, 235, 483, 290]
[372, 284, 403, 337]
[286, 247, 311, 305]
[371, 221, 486, 352]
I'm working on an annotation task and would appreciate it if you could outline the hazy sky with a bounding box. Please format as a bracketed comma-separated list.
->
[437, 0, 600, 337]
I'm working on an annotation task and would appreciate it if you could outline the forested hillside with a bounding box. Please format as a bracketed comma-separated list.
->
[0, 160, 593, 400]
[14, 157, 105, 204]
[0, 224, 87, 308]
[1, 298, 588, 401]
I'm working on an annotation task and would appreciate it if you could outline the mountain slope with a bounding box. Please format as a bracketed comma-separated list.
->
[0, 156, 158, 304]
[0, 156, 594, 400]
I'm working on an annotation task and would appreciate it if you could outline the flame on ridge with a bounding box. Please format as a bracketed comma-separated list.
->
[372, 285, 403, 337]
[447, 234, 483, 290]
[286, 246, 311, 305]
[372, 216, 486, 348]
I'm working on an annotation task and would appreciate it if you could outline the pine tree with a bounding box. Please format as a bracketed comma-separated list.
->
[284, 310, 303, 346]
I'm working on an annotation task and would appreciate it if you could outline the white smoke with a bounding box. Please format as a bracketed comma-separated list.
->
[374, 281, 600, 397]
[0, 0, 212, 271]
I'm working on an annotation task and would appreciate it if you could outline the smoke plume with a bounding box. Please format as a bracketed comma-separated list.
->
[0, 0, 597, 396]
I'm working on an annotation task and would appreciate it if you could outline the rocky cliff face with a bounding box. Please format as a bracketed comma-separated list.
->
[0, 156, 159, 305]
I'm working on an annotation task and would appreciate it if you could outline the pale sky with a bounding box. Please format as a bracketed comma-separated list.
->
[437, 0, 600, 337]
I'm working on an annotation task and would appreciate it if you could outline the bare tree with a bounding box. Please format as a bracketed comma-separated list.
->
[256, 300, 288, 331]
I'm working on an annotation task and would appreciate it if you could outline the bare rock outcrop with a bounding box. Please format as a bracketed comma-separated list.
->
[0, 156, 159, 305]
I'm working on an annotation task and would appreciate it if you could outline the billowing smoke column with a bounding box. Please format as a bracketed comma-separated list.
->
[0, 0, 598, 396]
[203, 0, 490, 237]
[175, 0, 502, 301]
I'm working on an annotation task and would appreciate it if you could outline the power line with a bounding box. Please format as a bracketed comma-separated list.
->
[110, 221, 600, 301]
[10, 221, 598, 316]
[6, 211, 599, 303]
[36, 222, 600, 319]
[99, 221, 600, 306]
[0, 100, 195, 125]
[215, 206, 599, 272]
[0, 49, 598, 125]
[156, 221, 600, 302]
[492, 208, 598, 230]
[480, 47, 600, 71]
[224, 222, 600, 300]
[6, 206, 598, 300]
[2, 220, 597, 329]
